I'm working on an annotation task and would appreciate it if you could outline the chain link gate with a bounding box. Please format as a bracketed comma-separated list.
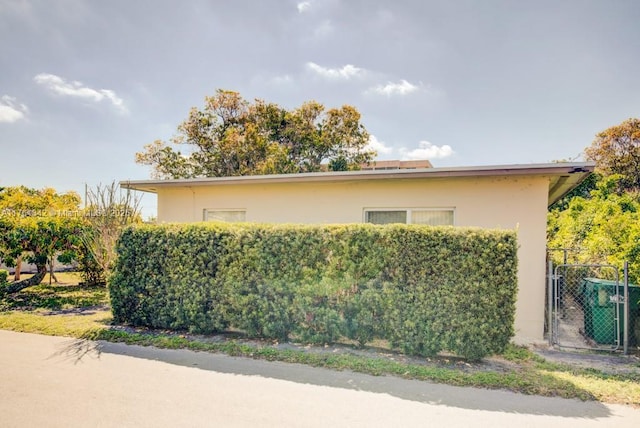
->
[546, 254, 635, 353]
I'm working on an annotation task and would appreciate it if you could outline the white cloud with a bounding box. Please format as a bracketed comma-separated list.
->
[297, 1, 311, 13]
[401, 141, 454, 160]
[0, 96, 28, 123]
[365, 135, 394, 155]
[368, 79, 419, 96]
[34, 73, 127, 113]
[306, 62, 365, 80]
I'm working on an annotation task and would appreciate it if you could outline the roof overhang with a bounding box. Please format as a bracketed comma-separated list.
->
[121, 162, 595, 208]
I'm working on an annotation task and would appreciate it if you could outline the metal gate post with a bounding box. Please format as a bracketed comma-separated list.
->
[624, 261, 629, 355]
[548, 259, 554, 346]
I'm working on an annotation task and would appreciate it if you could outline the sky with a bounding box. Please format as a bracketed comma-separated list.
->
[1, 0, 639, 218]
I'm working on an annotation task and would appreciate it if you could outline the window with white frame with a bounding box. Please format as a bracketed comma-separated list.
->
[204, 209, 246, 222]
[364, 208, 454, 226]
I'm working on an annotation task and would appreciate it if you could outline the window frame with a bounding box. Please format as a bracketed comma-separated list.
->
[203, 208, 247, 223]
[363, 207, 456, 226]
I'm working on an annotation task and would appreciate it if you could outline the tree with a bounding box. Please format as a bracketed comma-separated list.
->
[548, 119, 640, 282]
[0, 186, 81, 281]
[80, 182, 142, 285]
[0, 186, 81, 214]
[136, 90, 375, 178]
[547, 176, 640, 283]
[0, 216, 86, 293]
[585, 118, 640, 192]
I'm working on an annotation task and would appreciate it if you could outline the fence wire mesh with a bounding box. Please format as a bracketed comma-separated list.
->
[550, 264, 626, 351]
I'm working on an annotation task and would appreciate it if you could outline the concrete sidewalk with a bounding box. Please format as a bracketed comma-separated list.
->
[0, 330, 638, 427]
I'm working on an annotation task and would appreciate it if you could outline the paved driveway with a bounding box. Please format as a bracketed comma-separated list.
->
[0, 330, 638, 427]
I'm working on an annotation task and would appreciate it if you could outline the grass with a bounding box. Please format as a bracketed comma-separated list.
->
[87, 330, 639, 405]
[0, 309, 112, 337]
[0, 272, 111, 336]
[541, 370, 640, 405]
[0, 272, 109, 311]
[1, 275, 639, 407]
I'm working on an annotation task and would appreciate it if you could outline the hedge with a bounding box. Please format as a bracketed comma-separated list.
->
[110, 223, 518, 360]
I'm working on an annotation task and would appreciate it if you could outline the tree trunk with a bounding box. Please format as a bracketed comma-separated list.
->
[49, 258, 58, 284]
[4, 264, 47, 293]
[14, 256, 22, 281]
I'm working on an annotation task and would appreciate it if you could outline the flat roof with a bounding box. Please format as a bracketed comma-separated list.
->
[121, 162, 595, 207]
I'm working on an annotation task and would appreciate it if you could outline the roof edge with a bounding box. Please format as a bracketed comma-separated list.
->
[121, 162, 595, 193]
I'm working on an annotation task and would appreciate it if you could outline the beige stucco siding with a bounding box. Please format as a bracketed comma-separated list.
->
[156, 175, 550, 343]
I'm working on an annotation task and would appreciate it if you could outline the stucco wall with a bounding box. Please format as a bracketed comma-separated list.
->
[156, 175, 550, 344]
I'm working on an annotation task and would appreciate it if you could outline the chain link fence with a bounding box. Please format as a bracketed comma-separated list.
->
[550, 264, 626, 351]
[546, 249, 640, 354]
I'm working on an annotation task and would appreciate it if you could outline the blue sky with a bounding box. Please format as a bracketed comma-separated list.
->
[1, 0, 639, 218]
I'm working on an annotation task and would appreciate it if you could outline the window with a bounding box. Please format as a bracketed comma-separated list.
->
[365, 210, 407, 224]
[204, 209, 246, 222]
[411, 210, 454, 226]
[364, 209, 454, 226]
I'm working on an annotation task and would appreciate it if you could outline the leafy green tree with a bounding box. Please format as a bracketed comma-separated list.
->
[0, 216, 86, 293]
[0, 186, 81, 215]
[136, 89, 375, 178]
[585, 118, 640, 192]
[0, 186, 81, 281]
[548, 176, 640, 283]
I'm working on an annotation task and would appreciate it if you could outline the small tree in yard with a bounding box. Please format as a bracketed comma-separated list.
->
[0, 186, 81, 281]
[0, 216, 86, 293]
[81, 182, 142, 285]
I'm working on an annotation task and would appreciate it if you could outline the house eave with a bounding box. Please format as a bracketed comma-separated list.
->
[121, 162, 595, 207]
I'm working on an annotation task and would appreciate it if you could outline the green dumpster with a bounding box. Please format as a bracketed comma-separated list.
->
[581, 278, 640, 345]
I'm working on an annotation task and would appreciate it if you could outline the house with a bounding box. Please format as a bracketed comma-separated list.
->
[121, 161, 594, 344]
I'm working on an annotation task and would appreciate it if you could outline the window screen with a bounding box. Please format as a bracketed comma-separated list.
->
[365, 210, 407, 224]
[411, 210, 454, 226]
[365, 209, 454, 226]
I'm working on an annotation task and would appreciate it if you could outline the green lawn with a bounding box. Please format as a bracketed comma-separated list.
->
[0, 272, 111, 336]
[0, 272, 109, 311]
[1, 275, 638, 407]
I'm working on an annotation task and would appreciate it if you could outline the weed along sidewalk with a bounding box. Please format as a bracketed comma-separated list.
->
[2, 330, 640, 428]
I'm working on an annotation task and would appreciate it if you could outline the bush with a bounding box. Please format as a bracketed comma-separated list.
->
[0, 269, 7, 295]
[383, 226, 518, 358]
[110, 224, 230, 333]
[343, 285, 385, 347]
[110, 222, 518, 360]
[76, 248, 106, 286]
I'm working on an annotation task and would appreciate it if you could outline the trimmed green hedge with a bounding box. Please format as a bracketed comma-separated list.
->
[110, 223, 518, 360]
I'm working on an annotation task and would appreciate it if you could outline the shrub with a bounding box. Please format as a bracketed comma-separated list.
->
[0, 269, 8, 284]
[343, 285, 385, 347]
[76, 248, 106, 286]
[382, 226, 518, 359]
[110, 224, 230, 333]
[295, 300, 344, 344]
[110, 222, 518, 359]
